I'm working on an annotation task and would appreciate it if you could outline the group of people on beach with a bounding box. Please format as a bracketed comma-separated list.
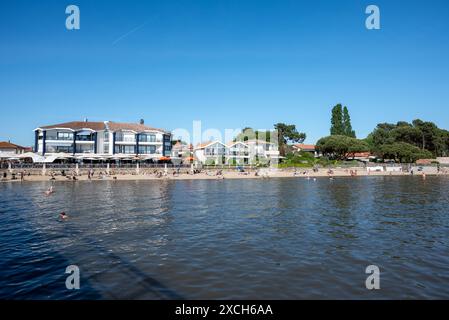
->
[1, 171, 29, 181]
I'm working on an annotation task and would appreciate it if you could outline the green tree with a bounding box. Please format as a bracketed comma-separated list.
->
[235, 127, 272, 142]
[343, 106, 356, 137]
[316, 135, 369, 160]
[378, 142, 433, 163]
[368, 119, 449, 157]
[330, 104, 356, 137]
[330, 104, 344, 135]
[274, 123, 306, 156]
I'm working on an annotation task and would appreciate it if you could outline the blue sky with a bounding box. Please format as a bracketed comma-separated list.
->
[1, 0, 449, 146]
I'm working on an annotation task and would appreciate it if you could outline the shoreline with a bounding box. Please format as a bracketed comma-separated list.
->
[1, 167, 446, 183]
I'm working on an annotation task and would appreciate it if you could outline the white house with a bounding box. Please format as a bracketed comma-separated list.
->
[194, 141, 228, 165]
[193, 139, 280, 165]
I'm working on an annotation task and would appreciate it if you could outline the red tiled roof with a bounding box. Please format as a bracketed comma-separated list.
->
[38, 121, 168, 133]
[107, 122, 167, 133]
[294, 144, 316, 151]
[346, 152, 372, 158]
[173, 142, 194, 150]
[416, 159, 434, 165]
[40, 121, 105, 131]
[0, 141, 28, 150]
[195, 141, 213, 149]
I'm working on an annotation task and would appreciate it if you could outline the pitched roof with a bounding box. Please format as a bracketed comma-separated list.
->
[172, 141, 192, 149]
[195, 141, 227, 149]
[38, 121, 169, 133]
[0, 141, 27, 149]
[227, 141, 248, 147]
[39, 121, 105, 131]
[173, 141, 183, 148]
[195, 141, 213, 149]
[294, 144, 316, 151]
[107, 122, 168, 133]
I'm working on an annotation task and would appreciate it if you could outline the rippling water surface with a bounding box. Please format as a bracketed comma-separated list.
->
[1, 177, 449, 299]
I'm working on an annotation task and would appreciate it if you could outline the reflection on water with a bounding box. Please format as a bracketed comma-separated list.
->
[1, 177, 449, 299]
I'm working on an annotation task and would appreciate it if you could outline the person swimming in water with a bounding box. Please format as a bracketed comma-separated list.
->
[60, 212, 68, 220]
[45, 186, 54, 196]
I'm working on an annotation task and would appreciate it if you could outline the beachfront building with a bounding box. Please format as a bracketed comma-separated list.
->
[171, 141, 194, 164]
[34, 120, 172, 162]
[194, 139, 280, 165]
[194, 141, 228, 165]
[0, 141, 31, 154]
[0, 141, 32, 166]
[245, 139, 280, 163]
[226, 141, 250, 165]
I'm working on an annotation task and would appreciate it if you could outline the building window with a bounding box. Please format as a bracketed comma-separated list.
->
[50, 132, 73, 140]
[76, 132, 94, 141]
[138, 134, 156, 142]
[138, 145, 156, 154]
[115, 133, 135, 142]
[46, 144, 74, 153]
[114, 145, 135, 154]
[77, 144, 94, 153]
[205, 144, 226, 156]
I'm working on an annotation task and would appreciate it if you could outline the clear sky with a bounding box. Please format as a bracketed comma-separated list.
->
[1, 0, 449, 146]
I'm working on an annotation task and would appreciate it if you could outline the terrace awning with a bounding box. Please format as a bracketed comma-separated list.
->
[0, 153, 18, 159]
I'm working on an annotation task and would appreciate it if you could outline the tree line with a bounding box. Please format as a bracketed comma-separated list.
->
[317, 104, 449, 163]
[234, 103, 449, 163]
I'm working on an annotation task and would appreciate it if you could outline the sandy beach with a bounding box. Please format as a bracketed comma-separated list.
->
[1, 166, 446, 183]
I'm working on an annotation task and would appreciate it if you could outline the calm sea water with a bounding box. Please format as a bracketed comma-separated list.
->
[1, 177, 449, 299]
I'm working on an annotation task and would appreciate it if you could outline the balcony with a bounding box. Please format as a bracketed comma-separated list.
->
[75, 136, 95, 142]
[138, 139, 163, 143]
[229, 152, 249, 157]
[115, 138, 136, 143]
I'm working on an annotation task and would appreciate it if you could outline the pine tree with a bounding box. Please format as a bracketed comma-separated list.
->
[330, 104, 356, 137]
[330, 104, 344, 135]
[343, 106, 356, 138]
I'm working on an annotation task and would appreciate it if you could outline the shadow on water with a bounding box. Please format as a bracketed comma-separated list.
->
[0, 224, 101, 300]
[0, 182, 184, 300]
[65, 227, 184, 300]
